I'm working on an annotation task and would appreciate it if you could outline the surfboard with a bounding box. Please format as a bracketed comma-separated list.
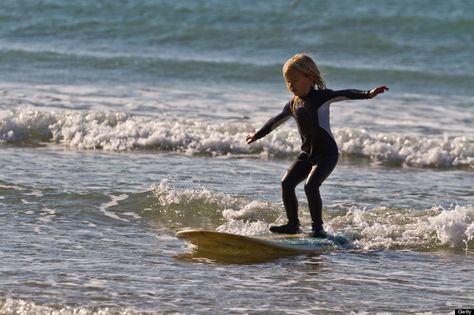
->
[176, 229, 347, 264]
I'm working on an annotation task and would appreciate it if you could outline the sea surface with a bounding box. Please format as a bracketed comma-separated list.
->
[1, 0, 473, 314]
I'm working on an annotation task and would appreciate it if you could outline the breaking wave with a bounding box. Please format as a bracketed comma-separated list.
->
[1, 107, 472, 168]
[145, 180, 474, 252]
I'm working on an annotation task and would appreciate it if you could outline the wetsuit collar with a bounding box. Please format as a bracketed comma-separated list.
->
[300, 88, 317, 101]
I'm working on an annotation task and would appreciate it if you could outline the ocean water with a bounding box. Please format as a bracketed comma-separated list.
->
[0, 0, 473, 314]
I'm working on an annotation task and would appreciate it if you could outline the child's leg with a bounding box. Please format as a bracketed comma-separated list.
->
[280, 158, 312, 226]
[304, 155, 338, 229]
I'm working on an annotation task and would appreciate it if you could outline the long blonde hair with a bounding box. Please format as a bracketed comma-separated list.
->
[283, 53, 326, 90]
[283, 53, 326, 111]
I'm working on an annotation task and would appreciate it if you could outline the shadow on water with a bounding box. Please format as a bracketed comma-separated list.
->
[174, 249, 310, 265]
[173, 230, 352, 265]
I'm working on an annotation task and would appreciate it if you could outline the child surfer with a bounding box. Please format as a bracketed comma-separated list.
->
[246, 53, 388, 237]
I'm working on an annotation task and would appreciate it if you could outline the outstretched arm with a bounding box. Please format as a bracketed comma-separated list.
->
[327, 85, 389, 103]
[246, 102, 292, 144]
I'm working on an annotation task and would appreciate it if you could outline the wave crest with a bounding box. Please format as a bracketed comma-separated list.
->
[1, 107, 472, 168]
[145, 181, 474, 251]
[336, 128, 473, 168]
[330, 204, 474, 251]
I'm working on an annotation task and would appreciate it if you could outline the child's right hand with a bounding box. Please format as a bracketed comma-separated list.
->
[246, 132, 257, 144]
[368, 85, 389, 98]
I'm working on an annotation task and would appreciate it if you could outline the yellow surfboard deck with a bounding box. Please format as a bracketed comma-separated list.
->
[176, 229, 339, 264]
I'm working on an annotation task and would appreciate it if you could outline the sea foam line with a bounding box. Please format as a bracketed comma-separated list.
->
[1, 107, 472, 168]
[99, 194, 130, 222]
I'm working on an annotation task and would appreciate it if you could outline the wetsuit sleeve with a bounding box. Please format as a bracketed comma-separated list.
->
[326, 89, 371, 103]
[254, 102, 292, 140]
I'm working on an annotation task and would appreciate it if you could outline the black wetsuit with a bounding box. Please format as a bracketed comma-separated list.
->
[254, 88, 371, 229]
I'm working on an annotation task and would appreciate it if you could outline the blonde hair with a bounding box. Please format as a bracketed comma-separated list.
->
[283, 53, 326, 91]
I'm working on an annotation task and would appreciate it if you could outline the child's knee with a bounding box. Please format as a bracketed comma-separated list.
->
[281, 171, 300, 191]
[304, 180, 321, 194]
[281, 176, 293, 191]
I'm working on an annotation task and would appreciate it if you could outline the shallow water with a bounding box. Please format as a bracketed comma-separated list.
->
[1, 0, 473, 314]
[1, 147, 473, 314]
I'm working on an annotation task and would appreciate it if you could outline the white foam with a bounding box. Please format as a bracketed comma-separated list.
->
[216, 219, 270, 236]
[99, 194, 130, 222]
[330, 204, 474, 251]
[218, 200, 283, 235]
[150, 179, 237, 208]
[0, 297, 139, 315]
[2, 107, 472, 168]
[336, 128, 473, 168]
[0, 107, 56, 142]
[222, 200, 278, 221]
[428, 205, 474, 248]
[150, 180, 281, 234]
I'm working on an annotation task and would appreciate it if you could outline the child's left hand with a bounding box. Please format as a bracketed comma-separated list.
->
[368, 85, 389, 98]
